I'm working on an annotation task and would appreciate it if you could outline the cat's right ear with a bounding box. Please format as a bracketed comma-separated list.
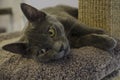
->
[21, 3, 46, 22]
[2, 43, 27, 55]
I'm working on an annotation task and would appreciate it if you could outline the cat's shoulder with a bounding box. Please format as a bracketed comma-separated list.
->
[42, 5, 78, 13]
[55, 5, 77, 9]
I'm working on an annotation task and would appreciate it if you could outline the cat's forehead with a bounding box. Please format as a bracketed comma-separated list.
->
[46, 15, 64, 29]
[33, 15, 63, 30]
[26, 15, 64, 35]
[47, 15, 58, 22]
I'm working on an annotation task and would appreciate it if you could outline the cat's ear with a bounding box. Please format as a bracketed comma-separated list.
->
[21, 3, 46, 22]
[2, 43, 27, 55]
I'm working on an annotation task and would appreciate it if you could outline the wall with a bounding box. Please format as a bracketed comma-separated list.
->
[24, 0, 78, 9]
[0, 0, 78, 33]
[0, 0, 24, 32]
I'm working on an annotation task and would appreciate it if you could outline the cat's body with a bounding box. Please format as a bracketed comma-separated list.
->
[4, 3, 117, 62]
[41, 5, 117, 49]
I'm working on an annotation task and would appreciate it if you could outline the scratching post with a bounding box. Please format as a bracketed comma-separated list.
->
[78, 0, 120, 38]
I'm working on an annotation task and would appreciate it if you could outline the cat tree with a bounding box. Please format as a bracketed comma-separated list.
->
[78, 0, 120, 79]
[0, 0, 120, 80]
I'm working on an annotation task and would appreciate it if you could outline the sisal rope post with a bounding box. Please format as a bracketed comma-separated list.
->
[78, 0, 120, 38]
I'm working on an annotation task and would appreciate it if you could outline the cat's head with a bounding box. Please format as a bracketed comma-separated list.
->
[3, 3, 70, 62]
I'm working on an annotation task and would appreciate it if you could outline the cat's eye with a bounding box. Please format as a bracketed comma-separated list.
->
[37, 49, 46, 56]
[41, 49, 46, 53]
[48, 27, 56, 37]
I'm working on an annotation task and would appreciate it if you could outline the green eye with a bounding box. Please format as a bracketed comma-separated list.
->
[48, 27, 56, 37]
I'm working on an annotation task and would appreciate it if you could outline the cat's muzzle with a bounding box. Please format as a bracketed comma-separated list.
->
[35, 44, 70, 62]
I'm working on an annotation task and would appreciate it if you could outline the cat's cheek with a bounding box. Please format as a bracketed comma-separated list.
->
[53, 41, 63, 51]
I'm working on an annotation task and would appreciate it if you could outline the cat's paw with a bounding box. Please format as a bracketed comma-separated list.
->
[92, 34, 117, 50]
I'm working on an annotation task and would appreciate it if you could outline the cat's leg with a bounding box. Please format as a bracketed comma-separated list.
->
[60, 18, 105, 37]
[70, 33, 117, 51]
[70, 20, 106, 36]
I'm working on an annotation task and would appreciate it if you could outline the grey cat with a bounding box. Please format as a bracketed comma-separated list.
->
[3, 3, 117, 62]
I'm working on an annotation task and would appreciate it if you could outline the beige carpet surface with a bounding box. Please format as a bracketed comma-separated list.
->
[0, 32, 120, 80]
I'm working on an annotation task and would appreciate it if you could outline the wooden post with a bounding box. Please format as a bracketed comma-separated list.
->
[78, 0, 120, 38]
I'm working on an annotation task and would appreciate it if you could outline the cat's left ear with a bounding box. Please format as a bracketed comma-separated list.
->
[2, 43, 27, 55]
[21, 3, 46, 22]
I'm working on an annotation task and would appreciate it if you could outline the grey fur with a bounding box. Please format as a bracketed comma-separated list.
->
[4, 3, 117, 62]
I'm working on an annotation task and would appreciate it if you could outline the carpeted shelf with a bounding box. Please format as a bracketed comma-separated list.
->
[0, 32, 120, 80]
